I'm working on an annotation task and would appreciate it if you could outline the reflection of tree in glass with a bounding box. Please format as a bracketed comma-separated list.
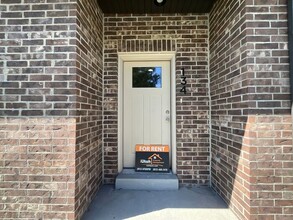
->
[133, 67, 160, 87]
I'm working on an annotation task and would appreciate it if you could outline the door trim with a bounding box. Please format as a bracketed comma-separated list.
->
[118, 52, 177, 174]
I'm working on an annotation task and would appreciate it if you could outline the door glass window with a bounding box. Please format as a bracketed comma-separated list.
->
[132, 67, 162, 88]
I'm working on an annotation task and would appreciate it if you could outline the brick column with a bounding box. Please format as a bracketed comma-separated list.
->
[210, 0, 292, 219]
[0, 0, 103, 219]
[245, 1, 292, 219]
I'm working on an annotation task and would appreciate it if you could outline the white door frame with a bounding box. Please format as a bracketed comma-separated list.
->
[118, 52, 177, 174]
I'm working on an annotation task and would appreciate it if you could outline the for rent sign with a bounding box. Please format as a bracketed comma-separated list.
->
[135, 145, 169, 172]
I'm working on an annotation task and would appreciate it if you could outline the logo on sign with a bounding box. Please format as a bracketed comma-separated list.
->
[148, 153, 164, 165]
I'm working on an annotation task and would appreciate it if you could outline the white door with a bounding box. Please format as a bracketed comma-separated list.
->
[123, 61, 171, 168]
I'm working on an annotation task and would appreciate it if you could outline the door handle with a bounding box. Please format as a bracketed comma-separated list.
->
[165, 116, 170, 122]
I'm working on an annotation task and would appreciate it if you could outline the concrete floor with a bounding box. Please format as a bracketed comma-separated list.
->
[82, 185, 238, 220]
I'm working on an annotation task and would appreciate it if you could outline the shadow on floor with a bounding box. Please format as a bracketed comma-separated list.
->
[82, 185, 238, 220]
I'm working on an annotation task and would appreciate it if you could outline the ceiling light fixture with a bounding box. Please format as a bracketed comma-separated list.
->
[154, 0, 166, 7]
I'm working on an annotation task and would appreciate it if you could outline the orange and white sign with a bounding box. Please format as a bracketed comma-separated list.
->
[135, 144, 169, 172]
[135, 145, 169, 152]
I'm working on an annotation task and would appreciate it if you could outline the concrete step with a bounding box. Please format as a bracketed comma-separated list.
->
[115, 169, 179, 190]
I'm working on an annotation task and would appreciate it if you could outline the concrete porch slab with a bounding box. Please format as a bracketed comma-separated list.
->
[115, 169, 179, 190]
[82, 185, 238, 220]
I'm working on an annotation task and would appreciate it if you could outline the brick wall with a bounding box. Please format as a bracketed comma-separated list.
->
[245, 1, 292, 219]
[0, 0, 77, 117]
[210, 0, 250, 218]
[0, 0, 77, 219]
[247, 115, 292, 220]
[104, 14, 210, 185]
[210, 0, 292, 219]
[0, 0, 103, 219]
[0, 118, 76, 219]
[75, 0, 103, 219]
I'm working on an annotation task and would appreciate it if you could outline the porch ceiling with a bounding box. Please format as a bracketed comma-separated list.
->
[97, 0, 216, 14]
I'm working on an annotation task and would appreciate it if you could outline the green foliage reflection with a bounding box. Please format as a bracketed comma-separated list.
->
[132, 67, 161, 88]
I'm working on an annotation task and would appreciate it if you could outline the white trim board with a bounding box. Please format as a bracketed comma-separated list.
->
[118, 52, 177, 174]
